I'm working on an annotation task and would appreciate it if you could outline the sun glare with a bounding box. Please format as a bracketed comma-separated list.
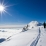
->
[0, 5, 5, 12]
[0, 0, 14, 17]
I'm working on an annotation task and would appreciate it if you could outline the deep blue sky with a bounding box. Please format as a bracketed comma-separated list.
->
[0, 0, 46, 24]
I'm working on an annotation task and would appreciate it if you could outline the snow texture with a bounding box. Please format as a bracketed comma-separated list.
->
[0, 21, 46, 46]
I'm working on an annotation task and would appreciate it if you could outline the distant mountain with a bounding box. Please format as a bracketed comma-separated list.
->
[22, 21, 42, 32]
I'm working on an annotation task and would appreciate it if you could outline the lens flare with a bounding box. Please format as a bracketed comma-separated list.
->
[0, 5, 5, 12]
[0, 0, 15, 17]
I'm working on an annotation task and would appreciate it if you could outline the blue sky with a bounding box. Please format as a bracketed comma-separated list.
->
[0, 0, 46, 24]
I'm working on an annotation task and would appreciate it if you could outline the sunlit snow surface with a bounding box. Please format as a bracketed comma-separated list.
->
[0, 28, 23, 39]
[0, 21, 46, 46]
[0, 27, 39, 46]
[37, 27, 46, 46]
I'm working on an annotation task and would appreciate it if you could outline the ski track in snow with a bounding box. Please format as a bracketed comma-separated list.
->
[30, 28, 41, 46]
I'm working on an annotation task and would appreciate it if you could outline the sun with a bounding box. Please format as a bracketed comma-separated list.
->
[0, 1, 13, 17]
[0, 0, 15, 17]
[0, 4, 6, 17]
[0, 5, 5, 12]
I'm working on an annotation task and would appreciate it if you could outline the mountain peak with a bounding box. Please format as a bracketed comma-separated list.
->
[22, 21, 42, 32]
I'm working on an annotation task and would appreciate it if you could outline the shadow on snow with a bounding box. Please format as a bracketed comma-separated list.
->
[0, 38, 6, 43]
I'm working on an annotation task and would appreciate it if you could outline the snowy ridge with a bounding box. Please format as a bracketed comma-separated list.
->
[28, 21, 42, 29]
[28, 21, 42, 26]
[22, 21, 42, 32]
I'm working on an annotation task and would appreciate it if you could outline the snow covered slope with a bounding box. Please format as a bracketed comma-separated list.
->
[0, 21, 46, 46]
[0, 28, 23, 41]
[36, 27, 46, 46]
[0, 27, 39, 46]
